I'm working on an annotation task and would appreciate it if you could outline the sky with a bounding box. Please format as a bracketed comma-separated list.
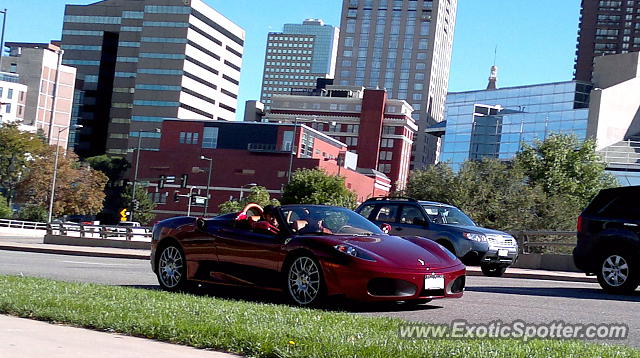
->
[0, 0, 581, 120]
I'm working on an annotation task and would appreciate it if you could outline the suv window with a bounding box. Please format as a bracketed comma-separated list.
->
[422, 205, 476, 226]
[374, 204, 400, 222]
[358, 204, 375, 220]
[597, 195, 640, 220]
[399, 205, 426, 224]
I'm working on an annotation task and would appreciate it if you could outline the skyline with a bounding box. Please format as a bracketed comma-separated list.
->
[1, 0, 581, 120]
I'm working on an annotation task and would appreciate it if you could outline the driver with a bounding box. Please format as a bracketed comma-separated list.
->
[252, 205, 280, 234]
[298, 212, 332, 234]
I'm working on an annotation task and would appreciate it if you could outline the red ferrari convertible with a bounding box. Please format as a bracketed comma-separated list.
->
[151, 204, 466, 306]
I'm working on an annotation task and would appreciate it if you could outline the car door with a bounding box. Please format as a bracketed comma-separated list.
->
[213, 224, 285, 289]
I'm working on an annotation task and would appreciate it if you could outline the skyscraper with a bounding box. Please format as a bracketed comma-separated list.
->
[260, 19, 339, 109]
[333, 0, 457, 168]
[61, 0, 244, 158]
[575, 0, 640, 82]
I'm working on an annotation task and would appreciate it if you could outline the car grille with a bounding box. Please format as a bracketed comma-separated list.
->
[486, 234, 517, 248]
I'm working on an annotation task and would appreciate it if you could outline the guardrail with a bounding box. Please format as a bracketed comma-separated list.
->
[0, 219, 48, 230]
[46, 223, 152, 241]
[509, 230, 576, 254]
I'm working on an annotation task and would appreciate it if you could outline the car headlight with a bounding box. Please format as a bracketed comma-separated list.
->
[463, 232, 487, 242]
[334, 244, 376, 262]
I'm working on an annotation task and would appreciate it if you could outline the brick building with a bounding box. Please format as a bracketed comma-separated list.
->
[136, 119, 390, 221]
[265, 86, 417, 190]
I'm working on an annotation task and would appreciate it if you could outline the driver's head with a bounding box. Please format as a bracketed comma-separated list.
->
[263, 205, 278, 225]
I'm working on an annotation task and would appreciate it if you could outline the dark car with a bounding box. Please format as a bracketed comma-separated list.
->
[151, 203, 466, 306]
[355, 197, 518, 277]
[573, 186, 640, 294]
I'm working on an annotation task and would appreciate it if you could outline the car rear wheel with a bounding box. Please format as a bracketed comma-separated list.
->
[157, 244, 188, 291]
[286, 255, 324, 306]
[597, 251, 639, 295]
[480, 264, 507, 277]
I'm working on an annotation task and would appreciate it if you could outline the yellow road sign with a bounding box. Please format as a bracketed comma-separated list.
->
[120, 209, 128, 222]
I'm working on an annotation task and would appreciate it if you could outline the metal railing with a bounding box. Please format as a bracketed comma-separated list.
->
[599, 139, 640, 166]
[509, 230, 577, 254]
[46, 223, 152, 241]
[0, 219, 48, 230]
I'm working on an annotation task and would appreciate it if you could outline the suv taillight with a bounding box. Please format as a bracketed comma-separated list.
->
[577, 215, 583, 234]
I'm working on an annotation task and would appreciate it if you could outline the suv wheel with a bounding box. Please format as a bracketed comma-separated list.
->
[480, 264, 507, 277]
[597, 250, 639, 295]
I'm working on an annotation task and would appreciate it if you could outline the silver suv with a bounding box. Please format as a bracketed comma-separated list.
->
[355, 197, 518, 277]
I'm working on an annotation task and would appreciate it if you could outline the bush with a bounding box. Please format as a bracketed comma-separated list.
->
[16, 205, 48, 222]
[0, 195, 11, 219]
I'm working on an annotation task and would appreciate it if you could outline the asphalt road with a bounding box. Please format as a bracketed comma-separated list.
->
[0, 249, 638, 348]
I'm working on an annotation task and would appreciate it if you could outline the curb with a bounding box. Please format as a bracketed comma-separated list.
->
[0, 244, 149, 260]
[465, 267, 596, 283]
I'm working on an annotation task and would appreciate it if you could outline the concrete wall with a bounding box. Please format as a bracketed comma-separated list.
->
[512, 253, 579, 272]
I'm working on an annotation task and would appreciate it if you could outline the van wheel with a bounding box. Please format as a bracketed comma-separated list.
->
[597, 251, 639, 295]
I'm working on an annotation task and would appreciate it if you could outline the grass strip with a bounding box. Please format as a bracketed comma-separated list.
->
[0, 275, 637, 358]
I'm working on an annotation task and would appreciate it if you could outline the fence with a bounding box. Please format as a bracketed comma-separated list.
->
[509, 230, 577, 254]
[46, 223, 152, 241]
[0, 219, 48, 231]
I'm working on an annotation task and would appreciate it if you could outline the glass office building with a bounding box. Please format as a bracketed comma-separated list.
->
[440, 81, 592, 169]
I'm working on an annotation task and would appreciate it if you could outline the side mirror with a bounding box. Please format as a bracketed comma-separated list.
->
[413, 218, 428, 227]
[380, 223, 391, 234]
[196, 218, 207, 232]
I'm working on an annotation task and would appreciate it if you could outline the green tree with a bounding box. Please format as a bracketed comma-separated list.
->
[16, 147, 108, 218]
[217, 186, 281, 214]
[0, 194, 12, 219]
[121, 185, 156, 225]
[405, 158, 578, 231]
[0, 124, 46, 205]
[85, 155, 130, 184]
[15, 204, 47, 222]
[515, 134, 618, 210]
[281, 169, 357, 209]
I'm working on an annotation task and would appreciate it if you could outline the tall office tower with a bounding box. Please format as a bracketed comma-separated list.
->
[333, 0, 457, 168]
[61, 0, 244, 158]
[575, 0, 640, 82]
[260, 19, 339, 109]
[2, 42, 77, 147]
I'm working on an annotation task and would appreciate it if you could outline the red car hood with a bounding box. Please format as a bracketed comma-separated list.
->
[338, 234, 459, 270]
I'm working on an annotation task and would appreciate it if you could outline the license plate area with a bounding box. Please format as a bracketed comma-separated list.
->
[424, 274, 445, 290]
[498, 249, 509, 257]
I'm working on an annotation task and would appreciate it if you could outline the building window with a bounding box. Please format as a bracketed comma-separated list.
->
[202, 127, 219, 148]
[7, 89, 13, 100]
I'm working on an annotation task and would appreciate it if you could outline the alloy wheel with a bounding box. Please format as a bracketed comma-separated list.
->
[602, 254, 629, 287]
[288, 256, 321, 305]
[158, 246, 184, 289]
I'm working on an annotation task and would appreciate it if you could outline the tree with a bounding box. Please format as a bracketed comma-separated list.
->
[217, 186, 281, 214]
[515, 134, 618, 210]
[85, 155, 130, 184]
[16, 147, 108, 218]
[0, 194, 12, 219]
[281, 169, 357, 209]
[15, 204, 47, 222]
[0, 124, 46, 205]
[404, 158, 578, 231]
[121, 185, 156, 225]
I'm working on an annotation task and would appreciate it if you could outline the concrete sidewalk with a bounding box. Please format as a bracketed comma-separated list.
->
[0, 315, 237, 358]
[0, 236, 596, 283]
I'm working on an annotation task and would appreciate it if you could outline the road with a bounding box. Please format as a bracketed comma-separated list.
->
[0, 249, 638, 348]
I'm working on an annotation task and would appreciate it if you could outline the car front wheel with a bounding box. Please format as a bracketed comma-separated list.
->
[597, 251, 639, 295]
[157, 244, 188, 291]
[480, 264, 507, 277]
[286, 255, 324, 306]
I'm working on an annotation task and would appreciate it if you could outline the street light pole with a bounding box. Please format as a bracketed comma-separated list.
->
[287, 117, 300, 183]
[0, 9, 7, 71]
[129, 129, 160, 221]
[239, 183, 257, 201]
[200, 155, 213, 217]
[47, 124, 82, 223]
[46, 49, 64, 144]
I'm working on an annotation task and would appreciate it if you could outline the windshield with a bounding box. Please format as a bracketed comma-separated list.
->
[281, 206, 383, 236]
[422, 205, 476, 226]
